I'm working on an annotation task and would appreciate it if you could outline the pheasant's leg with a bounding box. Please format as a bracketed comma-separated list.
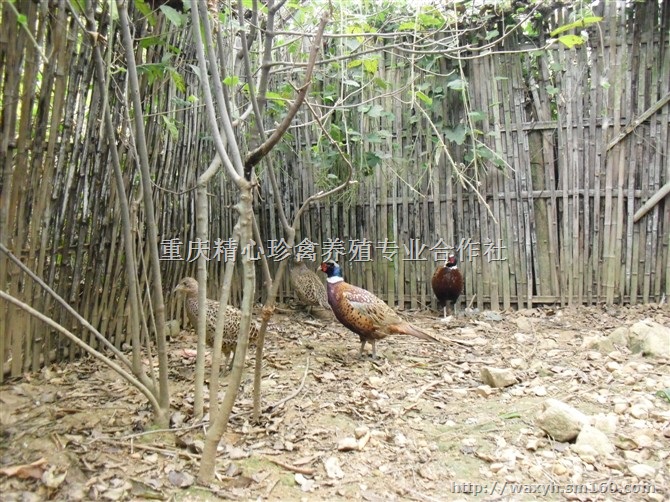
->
[443, 305, 447, 318]
[370, 340, 377, 359]
[223, 351, 233, 373]
[359, 339, 367, 358]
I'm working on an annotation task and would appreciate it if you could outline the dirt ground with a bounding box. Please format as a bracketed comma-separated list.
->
[1, 303, 669, 501]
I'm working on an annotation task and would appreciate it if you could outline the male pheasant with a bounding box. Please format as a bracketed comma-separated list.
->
[431, 253, 463, 318]
[290, 257, 330, 314]
[321, 262, 437, 358]
[173, 277, 258, 369]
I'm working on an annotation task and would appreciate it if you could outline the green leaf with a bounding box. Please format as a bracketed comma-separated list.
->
[135, 0, 154, 21]
[656, 389, 670, 403]
[344, 38, 361, 51]
[366, 105, 385, 118]
[444, 125, 467, 145]
[266, 91, 284, 103]
[189, 64, 203, 82]
[329, 124, 342, 142]
[557, 34, 586, 49]
[447, 78, 467, 91]
[347, 130, 362, 143]
[366, 132, 382, 143]
[347, 24, 367, 44]
[139, 35, 166, 49]
[343, 79, 360, 88]
[362, 59, 378, 74]
[364, 151, 381, 168]
[137, 63, 167, 84]
[485, 29, 499, 41]
[162, 115, 179, 140]
[415, 91, 432, 107]
[109, 1, 118, 21]
[242, 0, 266, 13]
[468, 110, 486, 122]
[169, 69, 186, 93]
[160, 5, 184, 26]
[398, 21, 417, 31]
[224, 75, 240, 87]
[417, 11, 444, 29]
[172, 97, 192, 107]
[17, 13, 27, 26]
[546, 85, 559, 96]
[477, 145, 495, 160]
[550, 16, 603, 37]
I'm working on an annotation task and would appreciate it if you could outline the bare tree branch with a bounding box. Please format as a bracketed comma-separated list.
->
[245, 13, 330, 170]
[116, 0, 170, 414]
[0, 244, 142, 381]
[197, 0, 246, 176]
[0, 291, 161, 414]
[86, 3, 158, 397]
[188, 0, 242, 182]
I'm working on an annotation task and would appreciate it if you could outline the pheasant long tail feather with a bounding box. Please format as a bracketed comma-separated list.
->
[391, 323, 438, 342]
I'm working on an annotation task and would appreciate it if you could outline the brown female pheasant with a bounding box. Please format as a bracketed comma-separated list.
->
[173, 277, 258, 368]
[290, 257, 330, 313]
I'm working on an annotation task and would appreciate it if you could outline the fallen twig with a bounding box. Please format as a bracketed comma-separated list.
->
[411, 380, 442, 402]
[262, 456, 316, 475]
[88, 437, 200, 461]
[264, 356, 310, 415]
[440, 337, 478, 347]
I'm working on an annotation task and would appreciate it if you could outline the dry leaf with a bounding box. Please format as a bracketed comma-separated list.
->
[0, 458, 47, 479]
[167, 470, 194, 488]
[41, 467, 67, 488]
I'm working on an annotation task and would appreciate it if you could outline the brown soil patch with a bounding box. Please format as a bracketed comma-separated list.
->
[1, 304, 669, 501]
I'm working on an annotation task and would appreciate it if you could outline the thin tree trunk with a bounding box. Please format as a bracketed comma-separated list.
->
[117, 1, 170, 419]
[198, 186, 255, 483]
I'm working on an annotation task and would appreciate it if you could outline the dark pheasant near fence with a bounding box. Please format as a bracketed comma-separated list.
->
[431, 253, 463, 318]
[290, 257, 331, 314]
[321, 262, 437, 358]
[173, 277, 258, 369]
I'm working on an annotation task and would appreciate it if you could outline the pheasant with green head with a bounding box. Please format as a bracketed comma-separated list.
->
[320, 262, 437, 358]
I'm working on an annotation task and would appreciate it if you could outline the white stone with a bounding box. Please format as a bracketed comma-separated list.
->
[629, 463, 656, 478]
[536, 399, 589, 442]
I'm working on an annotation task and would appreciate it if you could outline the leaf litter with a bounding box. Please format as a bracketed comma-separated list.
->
[0, 303, 668, 500]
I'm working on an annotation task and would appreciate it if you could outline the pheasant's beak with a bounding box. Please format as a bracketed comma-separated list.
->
[173, 284, 183, 294]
